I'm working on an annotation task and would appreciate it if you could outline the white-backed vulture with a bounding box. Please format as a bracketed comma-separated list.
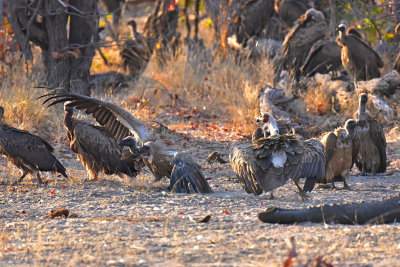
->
[120, 19, 153, 77]
[274, 0, 309, 27]
[300, 39, 341, 77]
[354, 93, 386, 174]
[40, 90, 212, 194]
[229, 113, 325, 199]
[63, 103, 144, 180]
[0, 107, 67, 185]
[276, 8, 327, 81]
[319, 119, 359, 189]
[120, 137, 212, 193]
[336, 24, 383, 81]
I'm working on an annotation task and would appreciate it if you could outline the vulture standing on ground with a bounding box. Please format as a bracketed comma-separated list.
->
[229, 113, 325, 200]
[63, 103, 144, 180]
[276, 8, 327, 82]
[336, 24, 383, 81]
[120, 19, 153, 77]
[274, 0, 310, 27]
[300, 39, 341, 77]
[120, 137, 212, 193]
[355, 93, 386, 174]
[319, 119, 360, 189]
[41, 90, 212, 194]
[0, 107, 67, 185]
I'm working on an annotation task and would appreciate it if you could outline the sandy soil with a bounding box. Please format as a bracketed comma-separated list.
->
[1, 108, 400, 266]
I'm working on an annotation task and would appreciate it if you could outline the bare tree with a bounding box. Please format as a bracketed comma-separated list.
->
[6, 0, 99, 95]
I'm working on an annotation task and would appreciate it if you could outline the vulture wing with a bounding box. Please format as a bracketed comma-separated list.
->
[343, 35, 384, 75]
[368, 119, 386, 173]
[73, 121, 132, 174]
[41, 90, 151, 144]
[229, 142, 264, 195]
[301, 39, 341, 76]
[352, 131, 361, 170]
[0, 126, 67, 176]
[170, 152, 213, 194]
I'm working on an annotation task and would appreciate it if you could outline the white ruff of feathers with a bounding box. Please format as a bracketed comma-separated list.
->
[271, 150, 287, 168]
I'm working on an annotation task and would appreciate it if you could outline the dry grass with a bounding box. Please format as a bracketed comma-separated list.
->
[0, 51, 63, 137]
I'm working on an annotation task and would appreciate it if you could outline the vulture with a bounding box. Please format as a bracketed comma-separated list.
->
[0, 107, 67, 185]
[63, 103, 144, 180]
[120, 137, 212, 193]
[354, 93, 386, 175]
[319, 119, 360, 189]
[40, 90, 212, 194]
[276, 8, 327, 82]
[300, 39, 342, 77]
[203, 0, 275, 47]
[274, 0, 309, 27]
[336, 24, 383, 81]
[120, 19, 152, 77]
[229, 113, 326, 200]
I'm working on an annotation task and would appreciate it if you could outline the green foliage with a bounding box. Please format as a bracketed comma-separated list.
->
[337, 1, 395, 43]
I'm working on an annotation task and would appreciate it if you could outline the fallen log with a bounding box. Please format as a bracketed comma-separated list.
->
[258, 195, 400, 224]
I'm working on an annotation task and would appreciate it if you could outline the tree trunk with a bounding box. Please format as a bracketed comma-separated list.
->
[258, 195, 400, 224]
[5, 0, 99, 95]
[69, 0, 99, 95]
[44, 0, 70, 89]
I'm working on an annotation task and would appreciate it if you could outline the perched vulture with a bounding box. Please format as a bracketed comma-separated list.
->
[230, 113, 326, 200]
[274, 0, 309, 27]
[354, 93, 386, 174]
[63, 103, 144, 180]
[120, 137, 212, 193]
[336, 24, 383, 81]
[40, 90, 212, 194]
[0, 107, 67, 185]
[120, 19, 152, 77]
[276, 8, 327, 82]
[300, 39, 341, 77]
[319, 119, 360, 189]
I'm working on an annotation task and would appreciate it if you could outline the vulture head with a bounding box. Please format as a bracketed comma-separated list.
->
[344, 119, 359, 139]
[256, 113, 280, 136]
[304, 8, 325, 22]
[64, 101, 74, 113]
[119, 136, 142, 155]
[337, 23, 346, 35]
[127, 19, 137, 32]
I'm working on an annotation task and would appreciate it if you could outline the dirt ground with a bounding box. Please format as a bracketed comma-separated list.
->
[1, 107, 400, 267]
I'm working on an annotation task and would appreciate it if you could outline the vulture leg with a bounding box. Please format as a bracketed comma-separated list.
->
[342, 178, 352, 190]
[292, 178, 309, 201]
[36, 172, 43, 186]
[361, 163, 367, 176]
[14, 171, 28, 185]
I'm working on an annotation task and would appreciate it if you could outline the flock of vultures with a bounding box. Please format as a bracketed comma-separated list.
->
[0, 0, 395, 202]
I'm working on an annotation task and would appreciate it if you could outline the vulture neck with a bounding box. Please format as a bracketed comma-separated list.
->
[267, 122, 280, 137]
[64, 110, 74, 135]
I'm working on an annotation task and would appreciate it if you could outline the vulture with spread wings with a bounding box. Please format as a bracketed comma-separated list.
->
[229, 113, 325, 200]
[41, 90, 212, 194]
